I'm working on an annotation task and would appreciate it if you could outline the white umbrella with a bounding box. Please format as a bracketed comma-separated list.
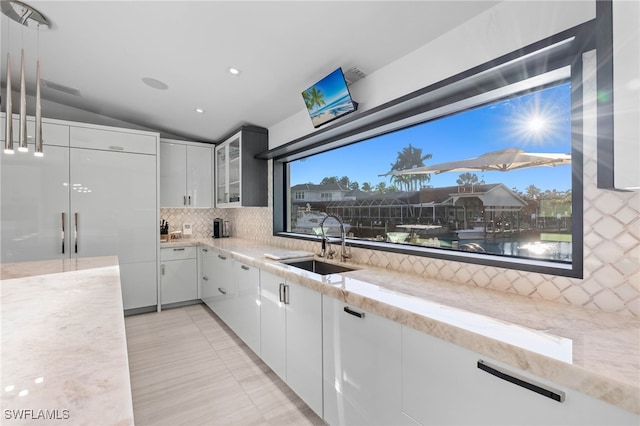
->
[388, 148, 571, 176]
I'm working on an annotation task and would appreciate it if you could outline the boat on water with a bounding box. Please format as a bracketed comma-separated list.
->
[456, 227, 487, 239]
[293, 210, 351, 236]
[455, 217, 495, 239]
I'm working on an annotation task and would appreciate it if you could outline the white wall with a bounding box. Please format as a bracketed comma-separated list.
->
[268, 1, 595, 148]
[613, 0, 640, 190]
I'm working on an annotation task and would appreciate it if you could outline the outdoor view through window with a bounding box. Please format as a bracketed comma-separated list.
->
[288, 82, 573, 263]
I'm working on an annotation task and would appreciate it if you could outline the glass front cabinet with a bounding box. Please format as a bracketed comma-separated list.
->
[215, 126, 268, 208]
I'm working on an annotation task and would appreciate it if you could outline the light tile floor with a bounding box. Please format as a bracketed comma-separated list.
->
[125, 304, 325, 426]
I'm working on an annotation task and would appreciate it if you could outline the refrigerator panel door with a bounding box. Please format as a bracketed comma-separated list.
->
[70, 148, 156, 264]
[0, 144, 71, 262]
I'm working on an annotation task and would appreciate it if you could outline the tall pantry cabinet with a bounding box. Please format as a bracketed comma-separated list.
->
[0, 114, 159, 311]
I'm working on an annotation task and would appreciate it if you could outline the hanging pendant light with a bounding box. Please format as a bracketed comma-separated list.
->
[4, 53, 14, 154]
[18, 48, 28, 153]
[34, 59, 43, 157]
[1, 1, 51, 156]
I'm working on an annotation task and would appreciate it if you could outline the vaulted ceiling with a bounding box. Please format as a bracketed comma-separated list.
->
[1, 1, 499, 142]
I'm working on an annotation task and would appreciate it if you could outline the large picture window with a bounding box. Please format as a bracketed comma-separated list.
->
[266, 22, 597, 278]
[289, 81, 572, 263]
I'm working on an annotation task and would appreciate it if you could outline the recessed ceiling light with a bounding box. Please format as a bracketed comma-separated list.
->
[195, 108, 205, 114]
[142, 77, 169, 90]
[228, 67, 241, 76]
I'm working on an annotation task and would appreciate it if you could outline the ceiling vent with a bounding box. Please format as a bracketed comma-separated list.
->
[41, 79, 81, 97]
[344, 67, 367, 86]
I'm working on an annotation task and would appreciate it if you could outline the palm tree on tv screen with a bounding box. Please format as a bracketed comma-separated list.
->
[304, 87, 326, 112]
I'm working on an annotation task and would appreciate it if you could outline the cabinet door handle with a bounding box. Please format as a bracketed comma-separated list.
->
[343, 306, 365, 318]
[61, 212, 66, 254]
[108, 145, 124, 151]
[278, 283, 284, 303]
[241, 265, 250, 271]
[283, 284, 290, 305]
[188, 195, 191, 205]
[183, 195, 187, 206]
[173, 247, 185, 251]
[74, 212, 79, 253]
[161, 264, 165, 275]
[217, 287, 227, 295]
[218, 254, 226, 260]
[477, 360, 565, 402]
[202, 276, 208, 281]
[202, 248, 208, 253]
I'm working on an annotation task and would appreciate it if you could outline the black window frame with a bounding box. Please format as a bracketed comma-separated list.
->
[263, 19, 604, 279]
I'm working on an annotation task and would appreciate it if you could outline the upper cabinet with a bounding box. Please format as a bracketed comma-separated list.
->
[160, 139, 213, 208]
[215, 126, 268, 208]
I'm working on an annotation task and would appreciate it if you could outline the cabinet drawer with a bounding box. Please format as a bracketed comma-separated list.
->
[161, 246, 196, 261]
[70, 126, 156, 154]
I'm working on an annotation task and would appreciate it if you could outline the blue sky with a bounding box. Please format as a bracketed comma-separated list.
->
[291, 83, 572, 193]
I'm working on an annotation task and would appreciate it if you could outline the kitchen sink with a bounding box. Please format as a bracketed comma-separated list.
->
[284, 259, 355, 275]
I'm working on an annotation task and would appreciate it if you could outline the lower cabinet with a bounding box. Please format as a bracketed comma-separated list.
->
[322, 294, 417, 426]
[227, 261, 261, 356]
[401, 325, 638, 426]
[201, 248, 235, 324]
[160, 247, 197, 305]
[260, 271, 323, 417]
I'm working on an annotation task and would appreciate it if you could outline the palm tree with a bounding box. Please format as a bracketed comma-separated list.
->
[456, 172, 479, 186]
[361, 182, 372, 192]
[387, 144, 433, 191]
[303, 87, 326, 111]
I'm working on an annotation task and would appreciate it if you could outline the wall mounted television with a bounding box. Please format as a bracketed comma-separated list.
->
[302, 67, 358, 128]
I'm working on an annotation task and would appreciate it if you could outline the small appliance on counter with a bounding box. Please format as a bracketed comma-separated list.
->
[213, 218, 230, 238]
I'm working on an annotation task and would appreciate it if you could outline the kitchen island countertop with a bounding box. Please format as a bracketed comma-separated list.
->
[163, 238, 640, 416]
[0, 256, 134, 425]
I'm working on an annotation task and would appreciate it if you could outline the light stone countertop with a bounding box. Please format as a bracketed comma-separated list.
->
[0, 256, 134, 425]
[163, 238, 640, 415]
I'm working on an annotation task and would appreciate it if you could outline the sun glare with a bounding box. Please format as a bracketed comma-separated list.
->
[501, 84, 570, 146]
[527, 115, 547, 133]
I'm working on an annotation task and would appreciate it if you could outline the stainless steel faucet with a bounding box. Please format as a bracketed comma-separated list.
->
[319, 214, 351, 262]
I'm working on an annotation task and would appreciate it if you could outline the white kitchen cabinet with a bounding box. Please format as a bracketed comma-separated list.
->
[401, 325, 638, 425]
[260, 271, 323, 417]
[160, 140, 213, 207]
[322, 295, 415, 426]
[1, 115, 159, 311]
[160, 247, 198, 305]
[199, 247, 215, 307]
[214, 126, 268, 208]
[227, 261, 261, 355]
[204, 248, 235, 324]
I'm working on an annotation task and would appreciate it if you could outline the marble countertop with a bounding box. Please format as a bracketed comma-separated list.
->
[0, 256, 134, 425]
[163, 238, 640, 415]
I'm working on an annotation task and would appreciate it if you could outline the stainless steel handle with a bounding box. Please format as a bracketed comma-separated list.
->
[477, 360, 565, 402]
[278, 283, 285, 303]
[218, 254, 226, 260]
[343, 306, 364, 318]
[61, 212, 65, 254]
[173, 248, 185, 251]
[283, 284, 290, 305]
[183, 195, 187, 206]
[108, 145, 124, 151]
[161, 264, 165, 275]
[217, 287, 227, 295]
[188, 195, 191, 205]
[241, 265, 250, 271]
[202, 276, 209, 281]
[74, 212, 78, 254]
